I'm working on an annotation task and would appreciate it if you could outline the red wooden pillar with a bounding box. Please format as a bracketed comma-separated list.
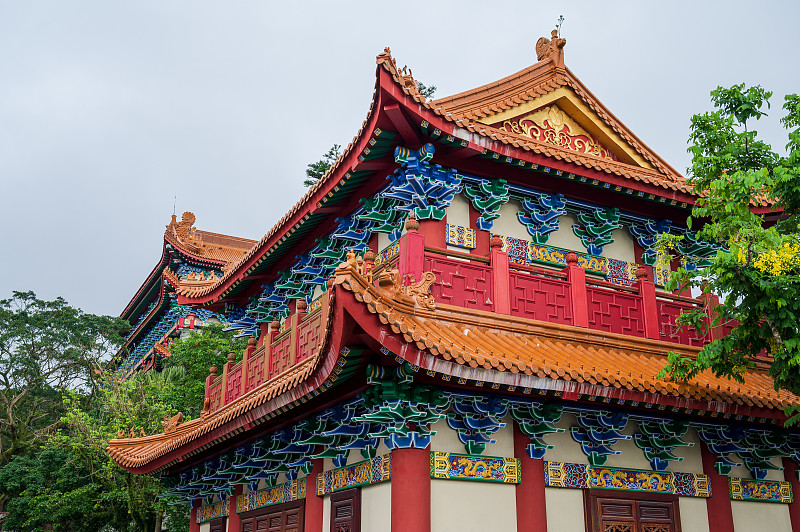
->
[700, 443, 734, 532]
[635, 266, 659, 340]
[399, 215, 425, 286]
[514, 423, 547, 532]
[783, 458, 800, 532]
[391, 447, 430, 532]
[418, 218, 446, 249]
[490, 235, 510, 315]
[305, 459, 324, 532]
[564, 252, 588, 327]
[190, 500, 200, 532]
[227, 485, 243, 531]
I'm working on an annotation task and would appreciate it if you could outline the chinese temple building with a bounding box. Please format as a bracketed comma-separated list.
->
[108, 31, 800, 532]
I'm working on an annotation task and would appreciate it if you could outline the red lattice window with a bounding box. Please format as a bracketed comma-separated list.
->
[330, 488, 361, 532]
[585, 490, 680, 532]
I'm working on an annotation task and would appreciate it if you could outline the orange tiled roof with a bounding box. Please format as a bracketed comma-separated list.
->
[336, 257, 798, 411]
[174, 45, 700, 302]
[164, 212, 256, 266]
[377, 45, 690, 194]
[107, 258, 798, 472]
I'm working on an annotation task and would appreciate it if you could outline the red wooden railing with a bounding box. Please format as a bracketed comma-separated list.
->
[202, 221, 729, 415]
[203, 295, 330, 414]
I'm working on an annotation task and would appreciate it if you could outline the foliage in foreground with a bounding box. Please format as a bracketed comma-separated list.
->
[658, 84, 800, 416]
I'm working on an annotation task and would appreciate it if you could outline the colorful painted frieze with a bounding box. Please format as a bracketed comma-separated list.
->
[589, 467, 675, 493]
[543, 462, 710, 498]
[729, 477, 793, 503]
[309, 296, 323, 314]
[544, 461, 588, 489]
[374, 241, 400, 268]
[236, 478, 306, 514]
[430, 452, 520, 484]
[317, 454, 391, 495]
[445, 223, 476, 249]
[196, 499, 228, 523]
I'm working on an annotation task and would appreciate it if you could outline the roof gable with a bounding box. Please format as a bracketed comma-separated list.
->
[430, 32, 682, 183]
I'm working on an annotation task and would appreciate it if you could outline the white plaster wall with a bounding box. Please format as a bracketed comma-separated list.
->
[541, 413, 589, 464]
[547, 214, 585, 252]
[361, 481, 391, 532]
[446, 193, 471, 228]
[679, 496, 710, 532]
[431, 480, 517, 532]
[493, 200, 530, 241]
[732, 500, 792, 532]
[603, 227, 636, 263]
[603, 421, 650, 470]
[732, 456, 785, 481]
[545, 487, 584, 531]
[670, 428, 703, 474]
[377, 231, 391, 252]
[430, 416, 514, 457]
[322, 495, 331, 531]
[199, 523, 211, 532]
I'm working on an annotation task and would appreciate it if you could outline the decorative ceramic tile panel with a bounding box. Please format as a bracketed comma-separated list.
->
[544, 461, 588, 489]
[445, 223, 476, 249]
[674, 472, 711, 498]
[236, 478, 306, 513]
[374, 241, 400, 267]
[309, 296, 323, 314]
[543, 462, 710, 498]
[430, 452, 520, 484]
[316, 454, 391, 495]
[589, 467, 675, 493]
[606, 258, 639, 286]
[729, 477, 793, 503]
[197, 499, 228, 523]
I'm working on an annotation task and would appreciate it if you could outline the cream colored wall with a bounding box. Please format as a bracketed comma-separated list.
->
[732, 457, 785, 481]
[492, 200, 529, 241]
[603, 421, 651, 470]
[670, 428, 703, 474]
[603, 227, 635, 263]
[377, 231, 391, 252]
[545, 487, 584, 531]
[430, 416, 514, 457]
[732, 500, 792, 531]
[679, 496, 710, 532]
[541, 413, 588, 464]
[446, 193, 471, 228]
[322, 494, 331, 531]
[548, 214, 585, 251]
[431, 480, 517, 532]
[199, 522, 211, 532]
[361, 481, 391, 532]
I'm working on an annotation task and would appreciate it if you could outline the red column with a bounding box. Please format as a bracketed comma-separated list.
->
[491, 236, 510, 315]
[514, 423, 547, 532]
[391, 447, 430, 532]
[701, 443, 734, 532]
[469, 204, 490, 258]
[564, 253, 588, 327]
[304, 459, 324, 532]
[635, 266, 659, 340]
[190, 500, 200, 532]
[783, 458, 800, 532]
[227, 485, 243, 531]
[399, 216, 425, 286]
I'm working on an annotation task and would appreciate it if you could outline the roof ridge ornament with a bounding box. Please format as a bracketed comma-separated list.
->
[166, 211, 206, 254]
[536, 28, 567, 69]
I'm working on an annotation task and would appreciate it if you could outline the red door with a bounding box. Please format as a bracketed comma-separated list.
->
[240, 500, 304, 532]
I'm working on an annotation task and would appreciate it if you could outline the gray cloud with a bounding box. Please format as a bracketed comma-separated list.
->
[1, 0, 797, 316]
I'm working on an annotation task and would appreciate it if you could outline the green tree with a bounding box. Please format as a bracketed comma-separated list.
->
[659, 85, 800, 409]
[0, 291, 128, 470]
[304, 144, 342, 187]
[160, 324, 246, 418]
[417, 81, 436, 99]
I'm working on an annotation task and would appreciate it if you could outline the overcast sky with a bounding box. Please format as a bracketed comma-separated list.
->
[1, 1, 798, 317]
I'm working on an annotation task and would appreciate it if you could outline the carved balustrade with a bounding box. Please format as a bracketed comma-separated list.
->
[203, 293, 330, 415]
